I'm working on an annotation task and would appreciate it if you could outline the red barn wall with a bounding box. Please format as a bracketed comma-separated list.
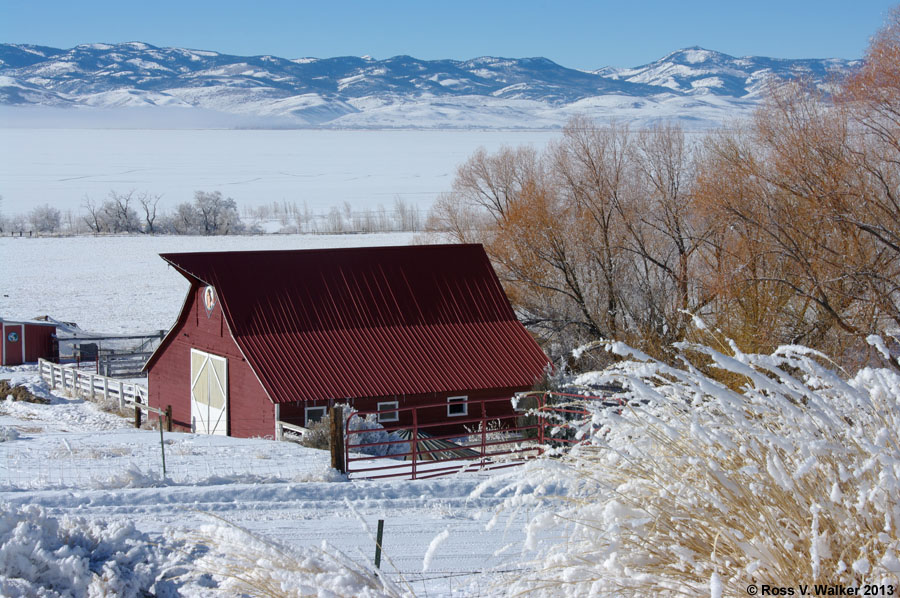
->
[147, 284, 274, 438]
[279, 386, 526, 437]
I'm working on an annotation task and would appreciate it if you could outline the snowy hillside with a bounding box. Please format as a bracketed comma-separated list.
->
[596, 46, 855, 97]
[0, 42, 858, 128]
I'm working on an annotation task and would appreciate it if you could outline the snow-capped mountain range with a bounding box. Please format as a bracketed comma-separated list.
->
[0, 42, 858, 129]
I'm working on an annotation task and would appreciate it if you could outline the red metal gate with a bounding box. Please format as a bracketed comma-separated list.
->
[344, 391, 623, 480]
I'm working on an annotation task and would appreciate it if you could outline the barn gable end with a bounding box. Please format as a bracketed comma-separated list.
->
[147, 283, 273, 438]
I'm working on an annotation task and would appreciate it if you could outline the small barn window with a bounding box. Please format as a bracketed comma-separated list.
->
[447, 395, 468, 417]
[377, 401, 399, 423]
[305, 406, 327, 426]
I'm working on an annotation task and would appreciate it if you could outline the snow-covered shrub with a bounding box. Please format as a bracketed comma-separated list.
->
[299, 408, 408, 457]
[0, 426, 18, 442]
[347, 413, 409, 457]
[487, 341, 900, 597]
[298, 415, 331, 450]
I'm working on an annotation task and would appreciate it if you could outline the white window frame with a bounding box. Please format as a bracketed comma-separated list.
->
[447, 395, 468, 417]
[305, 406, 327, 426]
[377, 401, 399, 423]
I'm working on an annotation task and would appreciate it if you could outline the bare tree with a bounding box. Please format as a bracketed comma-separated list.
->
[82, 197, 105, 233]
[138, 192, 162, 234]
[101, 191, 141, 233]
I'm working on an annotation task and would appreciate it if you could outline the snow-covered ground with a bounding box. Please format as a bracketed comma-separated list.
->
[0, 128, 559, 216]
[0, 233, 416, 333]
[1, 362, 540, 597]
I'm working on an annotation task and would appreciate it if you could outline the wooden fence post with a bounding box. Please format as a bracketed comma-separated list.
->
[165, 405, 173, 432]
[330, 406, 346, 474]
[134, 397, 142, 429]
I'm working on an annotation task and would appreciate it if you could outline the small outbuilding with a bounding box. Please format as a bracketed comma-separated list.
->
[144, 244, 551, 438]
[1, 317, 58, 366]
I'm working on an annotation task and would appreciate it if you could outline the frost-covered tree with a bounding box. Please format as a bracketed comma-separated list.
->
[193, 191, 243, 235]
[102, 191, 141, 233]
[168, 191, 243, 235]
[27, 204, 61, 233]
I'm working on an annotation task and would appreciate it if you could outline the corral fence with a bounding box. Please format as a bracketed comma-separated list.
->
[343, 391, 624, 480]
[60, 331, 166, 377]
[38, 358, 168, 428]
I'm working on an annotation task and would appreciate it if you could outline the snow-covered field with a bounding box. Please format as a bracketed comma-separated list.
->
[0, 362, 540, 597]
[0, 128, 558, 216]
[0, 233, 416, 333]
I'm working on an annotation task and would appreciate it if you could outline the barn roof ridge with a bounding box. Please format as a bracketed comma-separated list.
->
[159, 242, 478, 261]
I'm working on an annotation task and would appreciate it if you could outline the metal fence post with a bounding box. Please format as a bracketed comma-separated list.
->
[539, 392, 546, 445]
[374, 519, 385, 569]
[411, 408, 418, 480]
[481, 399, 487, 469]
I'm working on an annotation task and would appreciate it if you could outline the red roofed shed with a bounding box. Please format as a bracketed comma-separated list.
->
[1, 318, 58, 366]
[144, 244, 550, 438]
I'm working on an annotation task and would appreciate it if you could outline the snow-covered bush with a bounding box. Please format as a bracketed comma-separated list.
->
[486, 340, 900, 597]
[0, 426, 18, 442]
[347, 413, 409, 457]
[300, 408, 409, 457]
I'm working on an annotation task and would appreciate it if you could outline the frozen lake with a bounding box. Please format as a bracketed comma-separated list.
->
[0, 128, 558, 216]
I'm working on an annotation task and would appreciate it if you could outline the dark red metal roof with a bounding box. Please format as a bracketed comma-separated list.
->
[154, 244, 550, 403]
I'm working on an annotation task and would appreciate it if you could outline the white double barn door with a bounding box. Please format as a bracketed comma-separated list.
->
[190, 349, 228, 435]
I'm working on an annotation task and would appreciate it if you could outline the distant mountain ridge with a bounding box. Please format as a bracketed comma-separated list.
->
[0, 42, 860, 129]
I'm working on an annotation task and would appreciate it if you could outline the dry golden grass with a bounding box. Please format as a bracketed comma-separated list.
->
[183, 515, 409, 598]
[505, 342, 900, 597]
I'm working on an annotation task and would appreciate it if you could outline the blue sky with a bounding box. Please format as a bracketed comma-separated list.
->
[1, 0, 896, 69]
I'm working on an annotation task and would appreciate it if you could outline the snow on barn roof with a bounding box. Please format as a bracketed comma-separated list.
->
[150, 244, 550, 403]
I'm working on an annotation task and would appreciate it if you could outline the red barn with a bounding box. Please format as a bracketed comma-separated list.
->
[144, 244, 551, 438]
[1, 318, 57, 366]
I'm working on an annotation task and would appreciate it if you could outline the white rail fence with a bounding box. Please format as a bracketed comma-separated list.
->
[38, 358, 155, 417]
[275, 420, 309, 441]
